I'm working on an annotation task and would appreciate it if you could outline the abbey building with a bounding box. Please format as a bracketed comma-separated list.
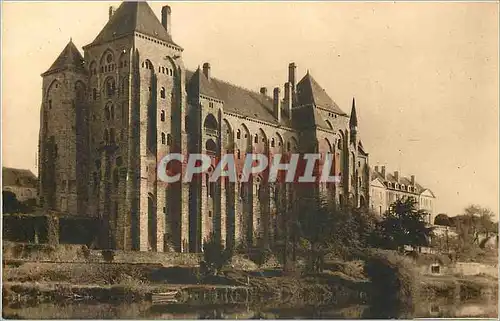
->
[38, 1, 370, 252]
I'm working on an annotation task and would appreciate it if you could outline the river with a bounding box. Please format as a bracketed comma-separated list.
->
[2, 296, 497, 319]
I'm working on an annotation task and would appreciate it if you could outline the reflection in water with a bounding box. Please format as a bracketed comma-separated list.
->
[2, 297, 498, 319]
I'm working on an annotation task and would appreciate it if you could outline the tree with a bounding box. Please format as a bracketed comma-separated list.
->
[434, 213, 451, 226]
[201, 232, 233, 276]
[379, 197, 432, 252]
[2, 191, 20, 213]
[452, 205, 497, 253]
[295, 195, 334, 273]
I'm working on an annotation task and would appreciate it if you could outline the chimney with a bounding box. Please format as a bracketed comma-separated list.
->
[161, 5, 172, 36]
[394, 171, 399, 182]
[273, 87, 281, 122]
[288, 62, 297, 104]
[374, 165, 379, 173]
[109, 6, 116, 20]
[202, 62, 211, 80]
[411, 175, 415, 185]
[288, 62, 297, 88]
[284, 82, 292, 119]
[260, 87, 268, 96]
[381, 166, 386, 178]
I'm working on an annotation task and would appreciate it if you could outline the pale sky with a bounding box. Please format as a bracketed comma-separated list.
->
[1, 1, 498, 217]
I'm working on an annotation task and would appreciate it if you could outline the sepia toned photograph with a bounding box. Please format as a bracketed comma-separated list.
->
[1, 1, 498, 319]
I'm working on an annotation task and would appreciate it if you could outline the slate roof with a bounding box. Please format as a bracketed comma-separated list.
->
[370, 168, 434, 197]
[185, 69, 292, 127]
[2, 167, 37, 188]
[42, 40, 85, 76]
[296, 72, 347, 116]
[87, 2, 180, 48]
[358, 141, 368, 156]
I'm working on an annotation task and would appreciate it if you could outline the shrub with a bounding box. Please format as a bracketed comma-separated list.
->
[364, 250, 419, 317]
[201, 232, 233, 276]
[249, 246, 272, 268]
[101, 250, 115, 263]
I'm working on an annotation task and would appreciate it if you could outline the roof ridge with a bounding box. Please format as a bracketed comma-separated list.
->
[187, 67, 274, 102]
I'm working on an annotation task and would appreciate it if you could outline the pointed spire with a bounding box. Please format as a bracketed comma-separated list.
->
[42, 40, 85, 76]
[350, 97, 358, 128]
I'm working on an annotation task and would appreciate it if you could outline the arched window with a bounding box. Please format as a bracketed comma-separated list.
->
[160, 87, 166, 99]
[237, 149, 241, 159]
[92, 88, 97, 101]
[237, 129, 241, 139]
[206, 139, 217, 154]
[110, 105, 115, 120]
[110, 128, 115, 143]
[104, 129, 109, 144]
[287, 141, 291, 152]
[160, 110, 165, 122]
[254, 134, 258, 143]
[113, 168, 119, 188]
[162, 67, 165, 73]
[161, 132, 166, 145]
[105, 105, 110, 120]
[271, 138, 275, 147]
[105, 78, 116, 97]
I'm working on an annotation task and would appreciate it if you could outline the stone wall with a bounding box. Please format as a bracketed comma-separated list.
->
[419, 261, 498, 278]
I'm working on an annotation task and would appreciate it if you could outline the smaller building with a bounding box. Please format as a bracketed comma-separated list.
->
[2, 167, 37, 202]
[369, 166, 436, 223]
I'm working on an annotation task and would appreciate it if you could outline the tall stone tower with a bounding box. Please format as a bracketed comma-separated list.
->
[81, 2, 188, 251]
[38, 40, 89, 216]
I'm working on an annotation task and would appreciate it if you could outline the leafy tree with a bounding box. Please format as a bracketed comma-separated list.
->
[201, 232, 233, 276]
[452, 205, 497, 253]
[249, 244, 272, 268]
[434, 213, 451, 226]
[2, 191, 19, 213]
[379, 197, 432, 252]
[295, 195, 334, 273]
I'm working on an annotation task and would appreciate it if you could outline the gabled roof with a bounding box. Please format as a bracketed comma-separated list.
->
[2, 167, 37, 188]
[296, 72, 347, 116]
[185, 70, 292, 126]
[42, 40, 85, 76]
[187, 68, 219, 99]
[87, 2, 179, 48]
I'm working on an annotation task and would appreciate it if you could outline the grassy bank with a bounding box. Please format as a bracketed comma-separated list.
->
[2, 260, 367, 306]
[2, 249, 497, 310]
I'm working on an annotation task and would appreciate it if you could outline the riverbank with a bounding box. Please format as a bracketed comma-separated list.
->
[3, 258, 496, 307]
[2, 242, 498, 319]
[2, 260, 369, 306]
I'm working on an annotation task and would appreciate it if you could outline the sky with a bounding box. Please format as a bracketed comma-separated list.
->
[1, 1, 498, 217]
